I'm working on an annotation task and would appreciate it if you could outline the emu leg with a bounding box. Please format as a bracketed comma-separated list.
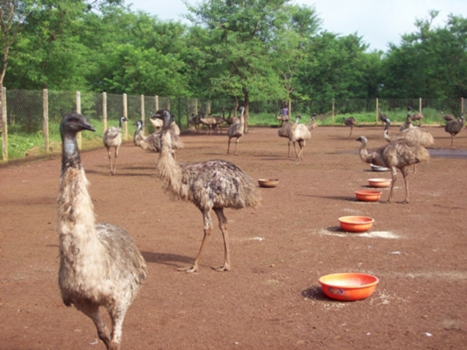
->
[227, 138, 232, 154]
[451, 136, 456, 150]
[234, 138, 239, 156]
[287, 141, 291, 157]
[78, 304, 110, 348]
[293, 142, 298, 159]
[106, 148, 113, 176]
[112, 146, 120, 175]
[349, 126, 353, 137]
[179, 211, 213, 273]
[108, 305, 128, 350]
[213, 208, 231, 271]
[401, 167, 410, 204]
[387, 167, 397, 202]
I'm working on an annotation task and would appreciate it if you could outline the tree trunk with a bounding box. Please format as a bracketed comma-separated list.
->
[242, 87, 249, 133]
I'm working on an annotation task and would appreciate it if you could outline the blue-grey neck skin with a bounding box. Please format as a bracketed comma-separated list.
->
[61, 132, 81, 173]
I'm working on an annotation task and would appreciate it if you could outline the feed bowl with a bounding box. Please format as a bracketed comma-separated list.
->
[355, 190, 382, 202]
[370, 163, 389, 172]
[368, 178, 391, 188]
[258, 178, 279, 188]
[339, 216, 374, 232]
[319, 273, 379, 301]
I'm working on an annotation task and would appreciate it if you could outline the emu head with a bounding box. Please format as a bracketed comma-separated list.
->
[152, 109, 173, 130]
[60, 112, 95, 137]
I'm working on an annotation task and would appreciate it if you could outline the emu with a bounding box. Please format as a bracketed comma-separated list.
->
[58, 112, 147, 349]
[103, 116, 126, 175]
[153, 109, 261, 273]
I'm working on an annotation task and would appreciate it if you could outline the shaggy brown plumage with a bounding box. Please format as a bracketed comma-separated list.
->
[133, 120, 183, 154]
[383, 119, 434, 173]
[103, 116, 126, 175]
[445, 115, 464, 149]
[227, 106, 245, 155]
[278, 118, 295, 157]
[289, 115, 311, 161]
[153, 109, 262, 273]
[58, 112, 147, 350]
[343, 116, 357, 136]
[356, 135, 430, 203]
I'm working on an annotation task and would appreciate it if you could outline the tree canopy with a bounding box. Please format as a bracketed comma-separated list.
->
[1, 0, 466, 106]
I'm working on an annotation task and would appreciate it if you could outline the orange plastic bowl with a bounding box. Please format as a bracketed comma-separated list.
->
[355, 190, 382, 202]
[339, 216, 374, 232]
[319, 273, 379, 301]
[368, 178, 391, 188]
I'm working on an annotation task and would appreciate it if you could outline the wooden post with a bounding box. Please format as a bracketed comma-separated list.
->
[123, 93, 128, 141]
[375, 98, 379, 124]
[42, 89, 49, 153]
[167, 98, 171, 111]
[76, 91, 82, 149]
[461, 97, 464, 114]
[194, 98, 198, 115]
[140, 95, 145, 121]
[419, 97, 422, 113]
[332, 98, 335, 126]
[1, 87, 8, 162]
[155, 95, 159, 112]
[102, 92, 107, 132]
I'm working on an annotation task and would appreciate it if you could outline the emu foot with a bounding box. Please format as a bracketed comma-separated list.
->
[177, 265, 198, 273]
[213, 264, 231, 272]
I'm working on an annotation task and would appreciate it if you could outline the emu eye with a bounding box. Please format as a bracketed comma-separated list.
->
[70, 118, 77, 124]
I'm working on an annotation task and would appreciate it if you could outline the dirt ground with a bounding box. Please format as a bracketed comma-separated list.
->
[1, 124, 467, 350]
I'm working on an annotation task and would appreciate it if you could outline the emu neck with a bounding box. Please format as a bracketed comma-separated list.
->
[157, 129, 183, 193]
[61, 134, 81, 173]
[58, 133, 97, 246]
[358, 141, 374, 164]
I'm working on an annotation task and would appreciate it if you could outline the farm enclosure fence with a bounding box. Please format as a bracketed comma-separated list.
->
[0, 88, 465, 162]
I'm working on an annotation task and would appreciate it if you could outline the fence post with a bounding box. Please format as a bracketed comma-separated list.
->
[461, 97, 464, 114]
[419, 97, 422, 113]
[123, 93, 128, 141]
[167, 98, 171, 111]
[155, 95, 159, 113]
[42, 89, 49, 153]
[76, 91, 82, 149]
[194, 98, 198, 115]
[103, 92, 107, 132]
[1, 87, 7, 162]
[332, 98, 335, 126]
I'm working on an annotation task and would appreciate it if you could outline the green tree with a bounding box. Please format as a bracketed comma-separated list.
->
[272, 4, 321, 116]
[186, 0, 291, 131]
[381, 11, 467, 98]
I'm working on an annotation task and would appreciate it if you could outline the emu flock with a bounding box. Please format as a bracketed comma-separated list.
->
[58, 105, 463, 349]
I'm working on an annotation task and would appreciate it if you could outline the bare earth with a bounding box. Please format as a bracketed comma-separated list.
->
[1, 124, 466, 350]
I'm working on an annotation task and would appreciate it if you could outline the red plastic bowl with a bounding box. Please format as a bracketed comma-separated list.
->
[355, 190, 382, 202]
[319, 273, 379, 301]
[339, 216, 374, 232]
[368, 178, 391, 188]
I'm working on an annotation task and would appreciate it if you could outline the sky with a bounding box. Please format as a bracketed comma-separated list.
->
[124, 0, 467, 52]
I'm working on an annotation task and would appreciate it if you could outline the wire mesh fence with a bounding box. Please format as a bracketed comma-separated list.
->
[0, 88, 465, 162]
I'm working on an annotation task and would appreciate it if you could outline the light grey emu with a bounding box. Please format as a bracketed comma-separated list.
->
[103, 115, 126, 175]
[356, 135, 429, 203]
[133, 120, 183, 155]
[289, 114, 311, 161]
[277, 116, 296, 157]
[383, 118, 434, 172]
[58, 112, 147, 349]
[227, 106, 245, 155]
[153, 109, 262, 273]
